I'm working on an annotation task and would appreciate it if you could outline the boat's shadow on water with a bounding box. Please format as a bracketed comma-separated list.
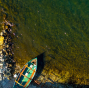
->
[34, 53, 45, 79]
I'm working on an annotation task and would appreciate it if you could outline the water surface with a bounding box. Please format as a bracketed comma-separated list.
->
[0, 0, 89, 85]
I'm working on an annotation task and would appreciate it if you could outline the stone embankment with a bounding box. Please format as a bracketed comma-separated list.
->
[0, 20, 16, 81]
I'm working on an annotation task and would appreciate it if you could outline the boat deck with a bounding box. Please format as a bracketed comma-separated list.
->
[14, 61, 37, 88]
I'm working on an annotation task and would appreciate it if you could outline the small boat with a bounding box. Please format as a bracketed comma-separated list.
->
[13, 57, 37, 88]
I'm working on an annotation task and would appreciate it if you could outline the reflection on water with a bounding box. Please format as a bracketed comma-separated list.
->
[0, 0, 89, 85]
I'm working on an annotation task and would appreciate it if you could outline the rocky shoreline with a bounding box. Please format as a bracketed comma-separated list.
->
[0, 20, 16, 80]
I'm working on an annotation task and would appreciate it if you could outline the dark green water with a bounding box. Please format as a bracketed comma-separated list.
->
[0, 0, 89, 84]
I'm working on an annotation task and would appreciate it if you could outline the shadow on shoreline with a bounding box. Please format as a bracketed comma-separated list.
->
[31, 80, 89, 88]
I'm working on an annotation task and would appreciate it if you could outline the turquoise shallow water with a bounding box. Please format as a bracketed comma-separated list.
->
[0, 0, 89, 84]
